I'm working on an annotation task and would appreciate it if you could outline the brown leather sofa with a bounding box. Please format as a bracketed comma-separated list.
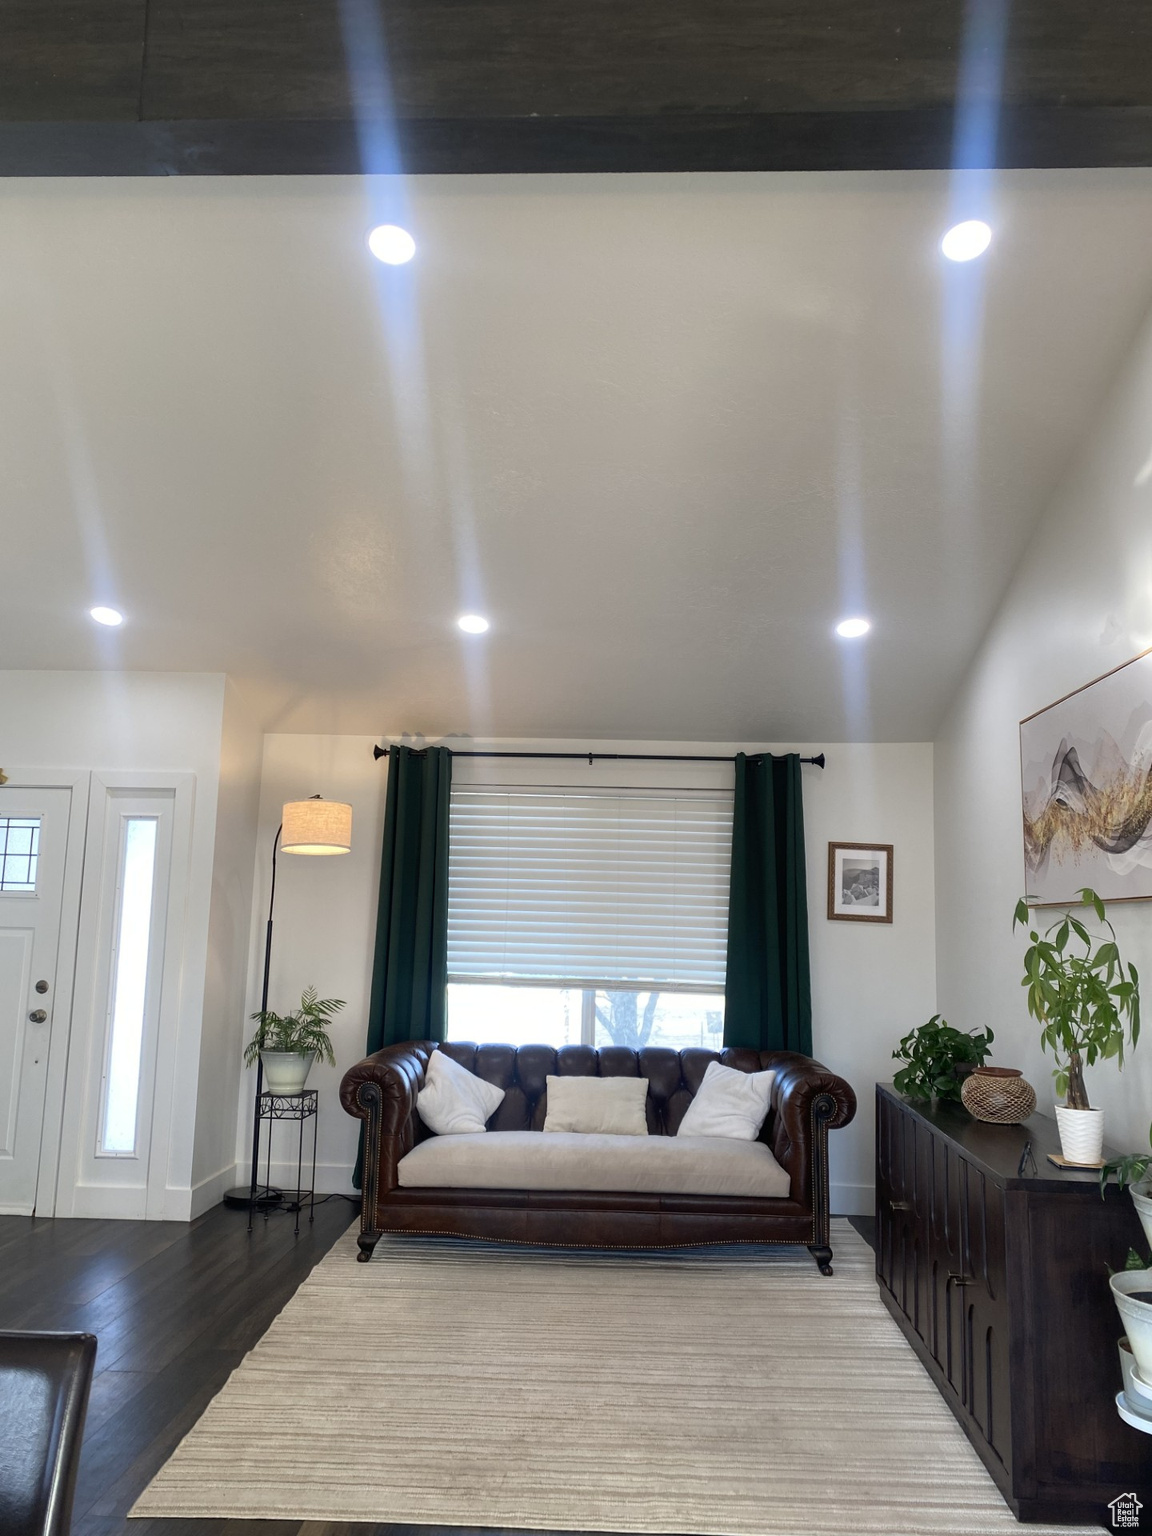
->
[340, 1041, 856, 1272]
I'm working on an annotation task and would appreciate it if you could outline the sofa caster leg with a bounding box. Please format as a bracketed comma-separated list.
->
[357, 1231, 381, 1263]
[808, 1244, 833, 1275]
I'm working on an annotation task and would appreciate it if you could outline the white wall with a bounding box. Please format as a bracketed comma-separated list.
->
[238, 734, 936, 1213]
[935, 297, 1152, 1153]
[0, 670, 225, 778]
[192, 678, 263, 1212]
[803, 744, 936, 1211]
[0, 669, 229, 1216]
[236, 734, 387, 1195]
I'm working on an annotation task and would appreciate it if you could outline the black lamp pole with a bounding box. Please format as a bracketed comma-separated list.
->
[223, 821, 284, 1214]
[247, 821, 283, 1213]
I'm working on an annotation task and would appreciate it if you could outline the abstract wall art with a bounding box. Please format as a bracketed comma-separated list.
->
[1020, 648, 1152, 905]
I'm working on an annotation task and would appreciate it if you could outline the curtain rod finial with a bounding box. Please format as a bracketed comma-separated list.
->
[373, 744, 387, 760]
[811, 753, 826, 770]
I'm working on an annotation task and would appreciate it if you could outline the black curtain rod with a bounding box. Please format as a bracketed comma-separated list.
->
[372, 746, 825, 768]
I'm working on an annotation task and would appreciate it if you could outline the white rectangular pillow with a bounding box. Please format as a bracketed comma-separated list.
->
[676, 1060, 775, 1141]
[543, 1074, 649, 1136]
[416, 1049, 505, 1136]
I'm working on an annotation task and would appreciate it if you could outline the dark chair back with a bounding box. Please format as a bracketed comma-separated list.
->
[0, 1332, 97, 1536]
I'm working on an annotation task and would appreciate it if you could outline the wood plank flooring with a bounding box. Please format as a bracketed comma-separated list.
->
[0, 1202, 877, 1536]
[0, 1198, 357, 1536]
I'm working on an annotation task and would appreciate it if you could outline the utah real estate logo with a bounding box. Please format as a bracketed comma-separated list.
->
[1109, 1492, 1143, 1530]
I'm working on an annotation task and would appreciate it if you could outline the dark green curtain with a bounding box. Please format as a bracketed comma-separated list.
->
[366, 744, 452, 1054]
[723, 752, 812, 1054]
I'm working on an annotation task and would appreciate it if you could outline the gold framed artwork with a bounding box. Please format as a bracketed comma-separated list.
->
[828, 842, 893, 923]
[1020, 647, 1152, 906]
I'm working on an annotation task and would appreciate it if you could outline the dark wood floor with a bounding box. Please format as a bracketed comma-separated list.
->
[0, 1197, 360, 1536]
[0, 1203, 877, 1536]
[848, 1213, 875, 1250]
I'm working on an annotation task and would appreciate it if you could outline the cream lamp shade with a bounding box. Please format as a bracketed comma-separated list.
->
[281, 797, 353, 855]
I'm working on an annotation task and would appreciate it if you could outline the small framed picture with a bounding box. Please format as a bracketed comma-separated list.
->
[828, 842, 893, 923]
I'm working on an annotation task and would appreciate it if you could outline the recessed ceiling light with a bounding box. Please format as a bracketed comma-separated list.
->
[89, 606, 124, 627]
[367, 224, 416, 265]
[457, 614, 490, 634]
[835, 617, 871, 639]
[941, 220, 992, 263]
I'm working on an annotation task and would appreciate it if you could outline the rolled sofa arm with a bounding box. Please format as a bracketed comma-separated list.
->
[763, 1051, 857, 1218]
[340, 1042, 434, 1230]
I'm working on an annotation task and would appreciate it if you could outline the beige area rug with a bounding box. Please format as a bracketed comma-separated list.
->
[132, 1220, 1096, 1535]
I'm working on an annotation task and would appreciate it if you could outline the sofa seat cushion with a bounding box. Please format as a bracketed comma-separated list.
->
[396, 1130, 791, 1199]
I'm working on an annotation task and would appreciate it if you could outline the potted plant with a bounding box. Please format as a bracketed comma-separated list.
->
[892, 1014, 994, 1101]
[1111, 1260, 1152, 1399]
[1109, 1247, 1152, 1404]
[1102, 1123, 1152, 1252]
[244, 986, 344, 1092]
[1014, 887, 1140, 1164]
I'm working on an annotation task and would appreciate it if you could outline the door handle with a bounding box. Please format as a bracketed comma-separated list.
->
[890, 1200, 912, 1211]
[947, 1272, 973, 1288]
[28, 1009, 48, 1023]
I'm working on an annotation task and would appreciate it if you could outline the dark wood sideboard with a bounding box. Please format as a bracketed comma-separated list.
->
[875, 1084, 1152, 1524]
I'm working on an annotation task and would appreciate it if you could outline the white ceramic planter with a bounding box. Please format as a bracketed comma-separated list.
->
[1112, 1270, 1152, 1382]
[1120, 1336, 1138, 1400]
[1131, 1184, 1152, 1252]
[260, 1050, 316, 1093]
[1054, 1104, 1104, 1164]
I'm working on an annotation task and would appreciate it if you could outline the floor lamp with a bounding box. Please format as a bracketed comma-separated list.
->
[223, 794, 353, 1212]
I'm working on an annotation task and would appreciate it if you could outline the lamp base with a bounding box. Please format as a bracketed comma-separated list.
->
[223, 1185, 284, 1210]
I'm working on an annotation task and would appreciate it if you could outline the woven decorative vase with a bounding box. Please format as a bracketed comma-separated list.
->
[960, 1066, 1037, 1124]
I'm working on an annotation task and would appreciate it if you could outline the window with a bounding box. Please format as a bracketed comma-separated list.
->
[447, 787, 731, 1049]
[447, 983, 584, 1047]
[98, 817, 159, 1155]
[0, 817, 39, 892]
[593, 989, 724, 1051]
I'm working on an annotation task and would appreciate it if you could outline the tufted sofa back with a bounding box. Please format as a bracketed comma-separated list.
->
[435, 1041, 777, 1141]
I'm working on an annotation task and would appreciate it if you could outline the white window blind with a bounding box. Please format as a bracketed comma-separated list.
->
[447, 787, 733, 990]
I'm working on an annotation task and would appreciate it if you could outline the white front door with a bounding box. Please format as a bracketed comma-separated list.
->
[0, 786, 73, 1214]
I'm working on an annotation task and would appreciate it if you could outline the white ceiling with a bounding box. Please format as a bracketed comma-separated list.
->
[5, 168, 1152, 740]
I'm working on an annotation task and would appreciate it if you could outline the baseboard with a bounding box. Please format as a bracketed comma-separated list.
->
[188, 1163, 239, 1220]
[215, 1160, 358, 1202]
[831, 1181, 873, 1218]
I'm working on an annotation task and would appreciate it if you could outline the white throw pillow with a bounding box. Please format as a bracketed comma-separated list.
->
[416, 1049, 505, 1136]
[676, 1060, 776, 1141]
[543, 1075, 649, 1136]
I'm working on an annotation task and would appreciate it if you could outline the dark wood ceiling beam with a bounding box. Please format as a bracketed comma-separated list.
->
[0, 0, 1150, 175]
[3, 108, 1152, 178]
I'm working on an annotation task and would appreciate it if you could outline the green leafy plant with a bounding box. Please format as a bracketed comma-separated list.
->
[243, 986, 344, 1068]
[892, 1015, 994, 1101]
[1101, 1121, 1152, 1196]
[1013, 887, 1140, 1110]
[1107, 1248, 1151, 1276]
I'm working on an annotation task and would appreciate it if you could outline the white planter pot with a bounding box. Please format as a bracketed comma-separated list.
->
[1111, 1271, 1152, 1383]
[1120, 1336, 1138, 1400]
[1054, 1104, 1104, 1164]
[1131, 1184, 1152, 1252]
[260, 1050, 315, 1093]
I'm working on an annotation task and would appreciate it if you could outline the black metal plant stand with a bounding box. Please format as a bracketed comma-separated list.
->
[249, 1089, 318, 1236]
